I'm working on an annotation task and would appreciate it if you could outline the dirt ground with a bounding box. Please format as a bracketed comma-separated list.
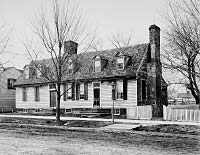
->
[0, 125, 200, 155]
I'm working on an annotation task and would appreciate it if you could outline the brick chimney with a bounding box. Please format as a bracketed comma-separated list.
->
[64, 40, 78, 56]
[149, 24, 160, 63]
[147, 24, 163, 117]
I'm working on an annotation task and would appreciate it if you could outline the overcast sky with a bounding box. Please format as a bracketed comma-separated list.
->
[0, 0, 170, 69]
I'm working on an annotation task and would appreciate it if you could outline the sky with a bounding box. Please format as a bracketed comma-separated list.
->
[0, 0, 170, 69]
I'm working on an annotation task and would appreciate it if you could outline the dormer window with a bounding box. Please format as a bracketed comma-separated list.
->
[68, 59, 73, 73]
[94, 60, 101, 72]
[117, 57, 124, 70]
[7, 78, 16, 89]
[36, 66, 42, 78]
[24, 65, 29, 79]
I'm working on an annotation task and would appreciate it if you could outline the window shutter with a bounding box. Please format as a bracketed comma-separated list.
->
[72, 83, 75, 101]
[123, 79, 127, 100]
[63, 84, 66, 101]
[84, 82, 88, 100]
[76, 83, 80, 100]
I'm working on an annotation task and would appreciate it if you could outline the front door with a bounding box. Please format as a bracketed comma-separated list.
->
[93, 82, 100, 107]
[50, 91, 57, 107]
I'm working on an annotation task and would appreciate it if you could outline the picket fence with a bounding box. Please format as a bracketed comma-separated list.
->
[127, 105, 152, 119]
[163, 105, 200, 122]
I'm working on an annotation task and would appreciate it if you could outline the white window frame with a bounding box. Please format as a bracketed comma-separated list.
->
[114, 109, 120, 115]
[117, 57, 124, 70]
[67, 83, 72, 100]
[36, 67, 42, 78]
[80, 83, 85, 100]
[116, 80, 123, 100]
[94, 60, 101, 72]
[49, 84, 56, 90]
[24, 66, 29, 79]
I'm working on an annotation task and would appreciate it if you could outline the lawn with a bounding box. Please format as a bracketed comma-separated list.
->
[133, 124, 200, 135]
[0, 117, 112, 128]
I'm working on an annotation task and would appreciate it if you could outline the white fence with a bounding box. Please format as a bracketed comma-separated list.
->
[127, 105, 152, 119]
[163, 105, 200, 122]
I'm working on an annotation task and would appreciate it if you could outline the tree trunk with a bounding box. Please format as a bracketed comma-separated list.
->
[56, 84, 61, 123]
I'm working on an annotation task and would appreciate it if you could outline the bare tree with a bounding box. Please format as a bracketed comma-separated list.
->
[0, 23, 11, 93]
[163, 0, 200, 105]
[25, 0, 94, 123]
[0, 24, 10, 56]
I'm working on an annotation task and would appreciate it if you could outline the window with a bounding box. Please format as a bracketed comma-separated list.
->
[114, 109, 120, 115]
[94, 60, 101, 72]
[63, 83, 73, 101]
[117, 57, 124, 70]
[68, 59, 73, 73]
[22, 87, 27, 101]
[7, 78, 16, 89]
[116, 81, 123, 99]
[141, 80, 147, 100]
[36, 68, 41, 78]
[80, 83, 85, 99]
[49, 84, 56, 90]
[76, 83, 88, 100]
[24, 66, 29, 79]
[67, 83, 72, 99]
[34, 86, 40, 101]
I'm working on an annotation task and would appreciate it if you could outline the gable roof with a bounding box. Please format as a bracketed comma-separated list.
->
[15, 43, 149, 86]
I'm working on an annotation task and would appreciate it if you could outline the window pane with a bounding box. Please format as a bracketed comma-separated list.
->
[117, 57, 124, 63]
[95, 60, 101, 72]
[117, 57, 124, 70]
[67, 83, 72, 99]
[35, 86, 40, 101]
[116, 81, 123, 99]
[23, 87, 27, 101]
[80, 83, 84, 94]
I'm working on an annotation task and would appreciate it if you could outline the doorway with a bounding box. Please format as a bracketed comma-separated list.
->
[93, 82, 100, 107]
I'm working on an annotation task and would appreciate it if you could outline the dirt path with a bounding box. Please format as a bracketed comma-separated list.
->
[0, 128, 199, 155]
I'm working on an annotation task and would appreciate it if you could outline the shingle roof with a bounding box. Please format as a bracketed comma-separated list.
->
[15, 43, 149, 86]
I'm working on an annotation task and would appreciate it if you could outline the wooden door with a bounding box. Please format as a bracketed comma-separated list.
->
[50, 91, 57, 107]
[93, 88, 100, 107]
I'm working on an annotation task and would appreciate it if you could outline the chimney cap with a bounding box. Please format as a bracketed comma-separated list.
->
[149, 24, 160, 31]
[64, 40, 78, 46]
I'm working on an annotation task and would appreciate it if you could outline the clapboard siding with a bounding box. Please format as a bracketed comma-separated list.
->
[16, 80, 137, 109]
[16, 85, 49, 109]
[0, 68, 22, 112]
[0, 93, 15, 111]
[60, 83, 93, 108]
[101, 80, 137, 108]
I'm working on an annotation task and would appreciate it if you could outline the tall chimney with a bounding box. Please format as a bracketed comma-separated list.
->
[147, 24, 162, 117]
[149, 24, 160, 63]
[64, 40, 78, 55]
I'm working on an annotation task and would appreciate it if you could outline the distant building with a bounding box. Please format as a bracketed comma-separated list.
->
[14, 24, 167, 119]
[0, 65, 22, 112]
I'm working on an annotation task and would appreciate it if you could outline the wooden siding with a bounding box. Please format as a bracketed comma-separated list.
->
[16, 85, 50, 109]
[60, 83, 93, 108]
[0, 68, 21, 112]
[16, 79, 137, 109]
[101, 80, 137, 108]
[0, 93, 15, 112]
[127, 105, 152, 119]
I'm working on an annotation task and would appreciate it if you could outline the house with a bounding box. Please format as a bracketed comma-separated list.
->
[14, 24, 167, 119]
[0, 65, 23, 112]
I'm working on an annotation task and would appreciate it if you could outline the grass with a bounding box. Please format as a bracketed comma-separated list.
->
[132, 124, 200, 135]
[0, 117, 112, 128]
